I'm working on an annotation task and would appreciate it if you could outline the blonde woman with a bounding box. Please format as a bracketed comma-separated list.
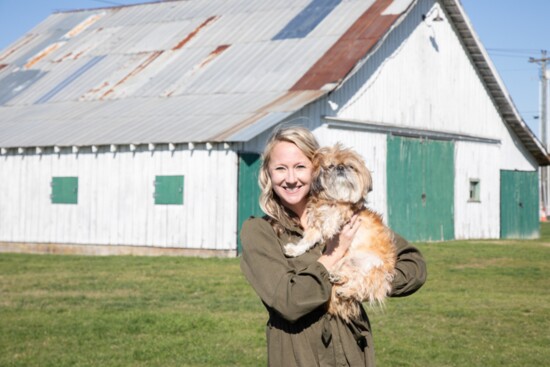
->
[240, 126, 426, 366]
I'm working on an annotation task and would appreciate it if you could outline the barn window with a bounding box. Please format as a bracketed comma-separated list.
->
[154, 175, 184, 205]
[469, 179, 480, 202]
[51, 177, 78, 204]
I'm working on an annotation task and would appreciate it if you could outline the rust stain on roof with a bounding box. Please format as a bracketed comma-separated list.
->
[0, 33, 38, 62]
[82, 81, 111, 99]
[64, 13, 104, 38]
[24, 41, 67, 69]
[260, 90, 326, 112]
[163, 45, 230, 97]
[291, 0, 399, 91]
[53, 49, 89, 63]
[172, 16, 219, 50]
[54, 52, 74, 63]
[197, 44, 230, 69]
[101, 51, 163, 99]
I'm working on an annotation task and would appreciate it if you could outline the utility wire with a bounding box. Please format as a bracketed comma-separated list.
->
[489, 53, 538, 59]
[487, 48, 541, 54]
[90, 0, 126, 6]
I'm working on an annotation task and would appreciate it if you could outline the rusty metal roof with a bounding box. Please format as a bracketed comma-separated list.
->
[0, 0, 547, 164]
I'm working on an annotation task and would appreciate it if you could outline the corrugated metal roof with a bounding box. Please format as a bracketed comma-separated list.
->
[0, 0, 383, 148]
[0, 0, 547, 165]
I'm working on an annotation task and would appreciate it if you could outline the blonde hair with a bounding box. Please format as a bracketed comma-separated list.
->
[259, 126, 320, 234]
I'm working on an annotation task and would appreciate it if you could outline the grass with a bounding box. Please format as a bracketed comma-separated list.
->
[1, 225, 550, 366]
[0, 256, 266, 367]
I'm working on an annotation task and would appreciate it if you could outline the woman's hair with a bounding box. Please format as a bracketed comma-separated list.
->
[258, 126, 320, 234]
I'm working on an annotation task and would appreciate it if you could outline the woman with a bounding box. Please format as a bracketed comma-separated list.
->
[240, 126, 427, 366]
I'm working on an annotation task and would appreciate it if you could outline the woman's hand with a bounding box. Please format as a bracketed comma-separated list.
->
[317, 215, 361, 271]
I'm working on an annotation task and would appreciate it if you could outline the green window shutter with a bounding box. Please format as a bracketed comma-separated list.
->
[51, 177, 78, 204]
[154, 175, 184, 205]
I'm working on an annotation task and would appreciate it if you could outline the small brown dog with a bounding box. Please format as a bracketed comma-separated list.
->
[284, 144, 396, 322]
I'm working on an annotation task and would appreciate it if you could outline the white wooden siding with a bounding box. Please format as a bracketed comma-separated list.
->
[454, 141, 500, 239]
[0, 145, 238, 250]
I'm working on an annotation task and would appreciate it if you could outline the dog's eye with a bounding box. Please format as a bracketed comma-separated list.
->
[327, 164, 335, 170]
[348, 165, 356, 171]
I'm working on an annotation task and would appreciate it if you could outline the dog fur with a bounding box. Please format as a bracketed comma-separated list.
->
[284, 144, 397, 322]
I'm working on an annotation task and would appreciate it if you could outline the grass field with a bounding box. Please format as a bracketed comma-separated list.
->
[1, 225, 549, 367]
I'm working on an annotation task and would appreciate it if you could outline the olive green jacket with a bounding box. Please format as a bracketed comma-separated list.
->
[240, 216, 427, 367]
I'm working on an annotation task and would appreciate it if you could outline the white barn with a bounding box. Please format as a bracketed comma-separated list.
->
[0, 0, 547, 257]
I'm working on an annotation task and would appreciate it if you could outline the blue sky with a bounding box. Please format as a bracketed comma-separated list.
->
[0, 0, 549, 139]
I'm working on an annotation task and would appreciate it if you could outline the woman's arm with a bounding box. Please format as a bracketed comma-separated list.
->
[389, 232, 427, 297]
[240, 217, 332, 323]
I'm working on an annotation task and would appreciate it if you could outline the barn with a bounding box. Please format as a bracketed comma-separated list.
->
[0, 0, 547, 257]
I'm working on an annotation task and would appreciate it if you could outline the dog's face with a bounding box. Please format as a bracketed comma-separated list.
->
[311, 144, 372, 204]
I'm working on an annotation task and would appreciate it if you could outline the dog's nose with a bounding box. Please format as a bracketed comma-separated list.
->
[336, 164, 345, 173]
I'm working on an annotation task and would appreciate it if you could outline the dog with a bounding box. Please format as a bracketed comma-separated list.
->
[284, 143, 396, 322]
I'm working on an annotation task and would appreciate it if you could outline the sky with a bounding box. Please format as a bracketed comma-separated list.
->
[0, 0, 549, 139]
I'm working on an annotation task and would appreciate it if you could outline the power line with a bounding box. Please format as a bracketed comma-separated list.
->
[498, 68, 535, 72]
[90, 0, 126, 6]
[489, 53, 538, 59]
[487, 47, 541, 54]
[487, 48, 548, 60]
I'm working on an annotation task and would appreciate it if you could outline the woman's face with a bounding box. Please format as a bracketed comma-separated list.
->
[268, 141, 313, 216]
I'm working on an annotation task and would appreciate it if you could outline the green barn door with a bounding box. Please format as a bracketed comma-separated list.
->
[387, 136, 455, 242]
[237, 153, 264, 254]
[500, 170, 539, 239]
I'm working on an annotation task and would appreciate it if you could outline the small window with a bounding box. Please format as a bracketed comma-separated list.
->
[154, 175, 184, 205]
[469, 179, 480, 202]
[51, 177, 78, 204]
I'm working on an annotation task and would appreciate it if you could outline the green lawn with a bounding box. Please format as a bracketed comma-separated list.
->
[1, 226, 549, 367]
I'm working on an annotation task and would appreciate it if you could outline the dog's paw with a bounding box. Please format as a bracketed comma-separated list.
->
[330, 272, 350, 285]
[329, 273, 344, 284]
[284, 243, 304, 257]
[335, 288, 354, 300]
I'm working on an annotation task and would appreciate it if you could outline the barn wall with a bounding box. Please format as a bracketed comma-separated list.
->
[0, 144, 239, 251]
[454, 141, 500, 239]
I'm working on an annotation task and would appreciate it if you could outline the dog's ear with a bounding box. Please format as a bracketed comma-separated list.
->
[348, 149, 372, 197]
[311, 168, 324, 194]
[360, 165, 373, 197]
[310, 147, 329, 194]
[312, 146, 328, 167]
[364, 169, 373, 194]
